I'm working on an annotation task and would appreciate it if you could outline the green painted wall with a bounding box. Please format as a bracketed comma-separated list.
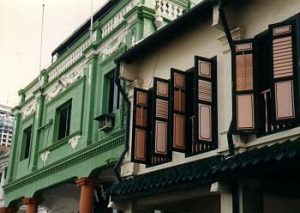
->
[4, 0, 189, 206]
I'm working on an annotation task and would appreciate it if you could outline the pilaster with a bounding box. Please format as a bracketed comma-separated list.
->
[29, 89, 45, 171]
[81, 52, 98, 146]
[6, 110, 21, 182]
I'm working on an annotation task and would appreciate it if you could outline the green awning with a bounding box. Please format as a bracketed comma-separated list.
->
[109, 138, 300, 200]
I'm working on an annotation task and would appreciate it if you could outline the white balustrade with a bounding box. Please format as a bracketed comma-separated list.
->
[48, 37, 94, 82]
[155, 0, 185, 20]
[101, 0, 138, 38]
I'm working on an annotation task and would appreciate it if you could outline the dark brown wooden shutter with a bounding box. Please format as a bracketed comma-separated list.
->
[232, 40, 258, 134]
[132, 88, 149, 164]
[187, 56, 217, 156]
[150, 78, 171, 165]
[269, 20, 299, 125]
[171, 69, 186, 152]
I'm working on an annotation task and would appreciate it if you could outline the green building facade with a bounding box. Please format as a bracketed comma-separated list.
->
[3, 0, 193, 211]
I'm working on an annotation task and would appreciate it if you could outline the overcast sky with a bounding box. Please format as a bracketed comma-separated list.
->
[0, 0, 106, 107]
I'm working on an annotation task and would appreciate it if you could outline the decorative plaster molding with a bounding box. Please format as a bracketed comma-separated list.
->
[22, 101, 37, 118]
[60, 66, 83, 87]
[40, 151, 50, 166]
[68, 135, 81, 150]
[217, 27, 246, 53]
[127, 79, 143, 99]
[99, 28, 129, 58]
[154, 15, 165, 29]
[46, 84, 64, 101]
[127, 79, 143, 91]
[46, 66, 84, 101]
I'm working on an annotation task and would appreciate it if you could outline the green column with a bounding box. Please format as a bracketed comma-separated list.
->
[30, 72, 48, 171]
[83, 53, 98, 145]
[6, 110, 21, 182]
[30, 91, 45, 171]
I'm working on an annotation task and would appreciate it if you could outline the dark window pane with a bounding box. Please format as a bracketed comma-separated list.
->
[108, 75, 119, 113]
[108, 76, 115, 113]
[22, 126, 32, 160]
[57, 101, 72, 140]
[4, 167, 7, 179]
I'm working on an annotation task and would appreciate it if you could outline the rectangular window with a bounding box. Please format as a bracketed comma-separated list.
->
[231, 16, 300, 136]
[108, 74, 120, 113]
[21, 126, 32, 160]
[57, 100, 72, 140]
[185, 56, 218, 156]
[131, 57, 218, 165]
[132, 88, 149, 164]
[4, 167, 7, 179]
[232, 40, 257, 134]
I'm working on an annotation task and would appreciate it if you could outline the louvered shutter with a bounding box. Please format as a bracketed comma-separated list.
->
[187, 56, 217, 155]
[269, 20, 299, 125]
[131, 88, 149, 164]
[150, 78, 171, 165]
[171, 69, 186, 152]
[232, 40, 258, 134]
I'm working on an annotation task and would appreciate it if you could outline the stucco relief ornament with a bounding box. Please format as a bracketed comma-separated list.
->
[154, 15, 164, 29]
[47, 84, 63, 101]
[101, 32, 126, 57]
[40, 150, 50, 166]
[60, 67, 83, 87]
[68, 135, 81, 150]
[46, 67, 83, 101]
[22, 102, 37, 118]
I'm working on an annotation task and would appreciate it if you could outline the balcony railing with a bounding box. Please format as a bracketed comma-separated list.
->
[259, 89, 294, 136]
[101, 0, 139, 38]
[48, 38, 93, 82]
[155, 0, 185, 21]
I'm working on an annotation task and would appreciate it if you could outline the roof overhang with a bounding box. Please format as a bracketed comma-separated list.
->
[109, 139, 300, 201]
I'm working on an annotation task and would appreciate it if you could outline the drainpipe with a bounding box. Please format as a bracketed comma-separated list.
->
[218, 0, 235, 156]
[218, 1, 239, 213]
[113, 62, 130, 182]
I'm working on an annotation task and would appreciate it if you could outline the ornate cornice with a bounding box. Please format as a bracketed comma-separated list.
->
[4, 132, 125, 193]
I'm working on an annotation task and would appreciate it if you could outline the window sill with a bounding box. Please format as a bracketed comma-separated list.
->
[38, 130, 81, 154]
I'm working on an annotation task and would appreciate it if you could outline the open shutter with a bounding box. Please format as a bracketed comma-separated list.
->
[232, 40, 258, 134]
[171, 69, 186, 152]
[131, 88, 149, 164]
[269, 20, 299, 125]
[150, 78, 171, 165]
[187, 56, 217, 156]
